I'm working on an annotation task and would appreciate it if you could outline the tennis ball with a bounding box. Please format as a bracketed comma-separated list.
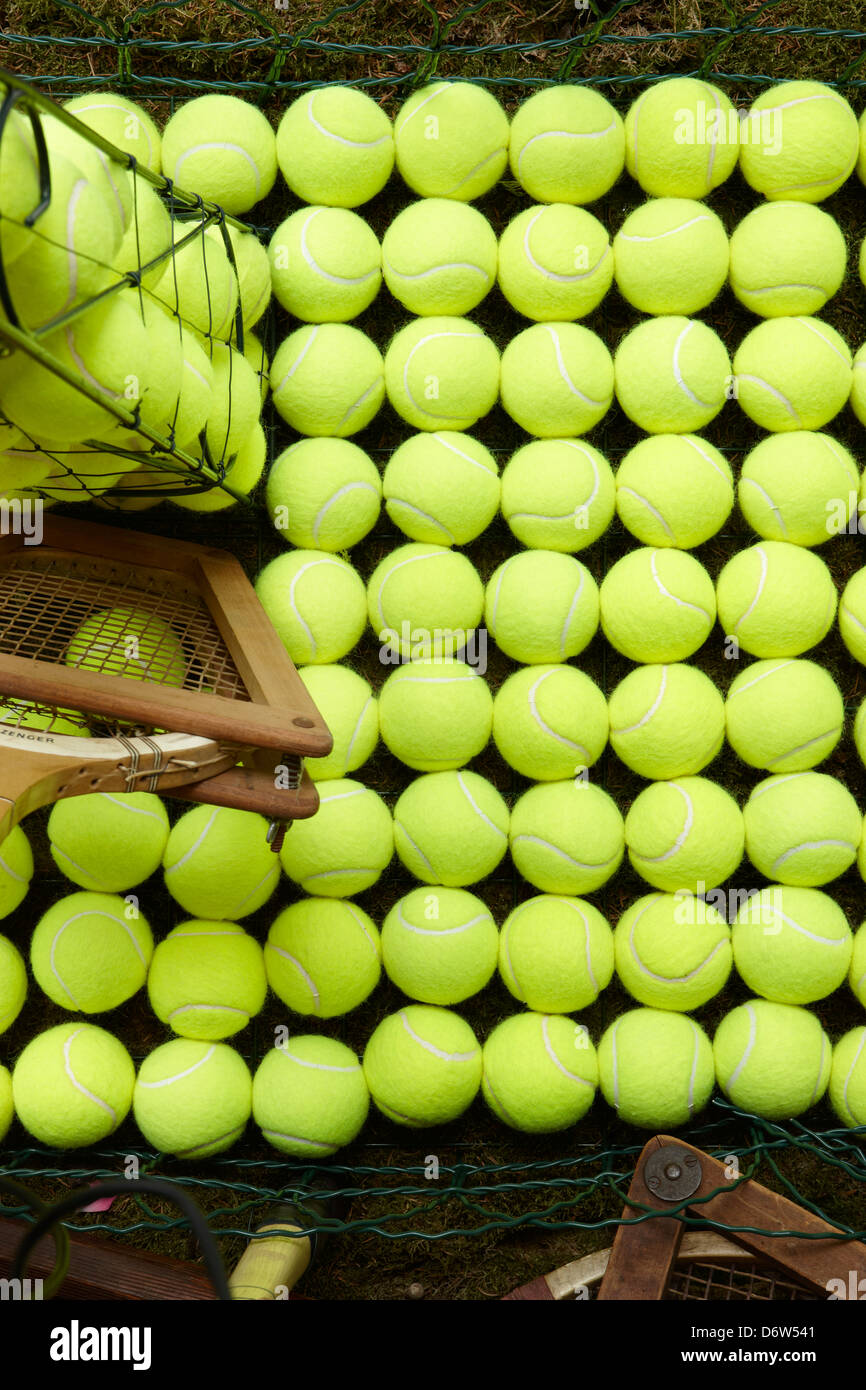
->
[47, 792, 169, 892]
[493, 664, 608, 781]
[609, 663, 724, 781]
[243, 328, 270, 403]
[498, 203, 613, 321]
[600, 547, 716, 663]
[368, 543, 483, 661]
[614, 316, 731, 433]
[363, 1005, 482, 1126]
[0, 701, 88, 737]
[256, 550, 367, 664]
[265, 898, 381, 1016]
[382, 886, 498, 1005]
[0, 934, 26, 1034]
[382, 199, 497, 316]
[30, 892, 153, 1014]
[268, 206, 381, 322]
[744, 773, 861, 887]
[384, 316, 499, 431]
[162, 95, 276, 213]
[731, 886, 852, 1005]
[14, 1023, 135, 1148]
[856, 700, 866, 774]
[500, 438, 615, 551]
[717, 541, 836, 659]
[383, 431, 499, 545]
[626, 78, 739, 197]
[156, 224, 239, 339]
[64, 92, 162, 173]
[163, 807, 280, 920]
[378, 658, 492, 772]
[485, 550, 599, 663]
[252, 1037, 369, 1156]
[839, 567, 866, 665]
[739, 432, 858, 546]
[0, 1064, 12, 1142]
[615, 893, 732, 1011]
[598, 1008, 715, 1128]
[499, 322, 613, 437]
[276, 87, 394, 207]
[509, 85, 624, 204]
[278, 778, 393, 897]
[499, 895, 614, 1012]
[482, 1013, 598, 1133]
[727, 658, 843, 772]
[270, 323, 384, 436]
[298, 665, 378, 782]
[729, 202, 846, 316]
[171, 421, 266, 513]
[616, 434, 733, 548]
[849, 923, 866, 1006]
[0, 109, 45, 266]
[829, 1027, 866, 1129]
[393, 771, 509, 888]
[165, 323, 214, 444]
[714, 999, 831, 1119]
[134, 1039, 252, 1157]
[113, 177, 171, 290]
[739, 81, 858, 202]
[615, 198, 729, 314]
[65, 606, 186, 685]
[733, 316, 853, 431]
[266, 438, 381, 551]
[198, 341, 260, 465]
[43, 112, 133, 234]
[510, 781, 624, 896]
[394, 81, 507, 200]
[626, 778, 744, 893]
[203, 222, 270, 329]
[0, 826, 33, 919]
[147, 921, 266, 1040]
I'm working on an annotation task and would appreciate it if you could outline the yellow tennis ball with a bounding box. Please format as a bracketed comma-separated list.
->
[600, 547, 716, 663]
[393, 771, 509, 888]
[0, 934, 26, 1034]
[276, 87, 394, 207]
[256, 549, 367, 664]
[165, 323, 214, 443]
[253, 1036, 369, 1156]
[30, 891, 153, 1013]
[509, 86, 624, 203]
[43, 111, 133, 234]
[598, 1008, 715, 1127]
[739, 81, 858, 202]
[206, 221, 271, 328]
[197, 341, 260, 466]
[379, 658, 492, 772]
[265, 899, 381, 1016]
[744, 772, 861, 887]
[278, 778, 393, 897]
[133, 1039, 252, 1157]
[510, 781, 624, 896]
[147, 921, 267, 1040]
[243, 328, 270, 403]
[0, 1064, 12, 1142]
[0, 109, 44, 265]
[163, 807, 280, 920]
[384, 316, 499, 431]
[0, 826, 33, 920]
[614, 197, 729, 314]
[855, 700, 866, 775]
[162, 95, 276, 213]
[383, 431, 499, 546]
[65, 91, 162, 172]
[47, 792, 169, 892]
[65, 605, 187, 685]
[268, 206, 381, 321]
[498, 203, 613, 321]
[730, 202, 846, 316]
[171, 421, 266, 512]
[492, 664, 607, 781]
[850, 924, 866, 1007]
[0, 701, 88, 737]
[829, 1027, 866, 1128]
[626, 778, 744, 893]
[500, 322, 613, 436]
[382, 199, 497, 315]
[500, 438, 615, 551]
[615, 892, 732, 1011]
[739, 432, 858, 546]
[486, 550, 599, 663]
[614, 316, 731, 432]
[156, 224, 239, 339]
[363, 1005, 482, 1126]
[625, 78, 739, 197]
[714, 999, 831, 1119]
[368, 543, 483, 660]
[609, 662, 726, 780]
[499, 895, 614, 1013]
[271, 323, 384, 436]
[381, 886, 498, 1006]
[394, 81, 508, 200]
[266, 438, 380, 550]
[482, 1013, 598, 1133]
[717, 540, 837, 658]
[839, 567, 866, 665]
[616, 433, 733, 548]
[112, 177, 172, 290]
[726, 658, 843, 772]
[298, 665, 378, 782]
[14, 1022, 135, 1148]
[733, 316, 853, 431]
[732, 886, 852, 1005]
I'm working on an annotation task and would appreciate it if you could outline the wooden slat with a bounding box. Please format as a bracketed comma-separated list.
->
[596, 1135, 686, 1300]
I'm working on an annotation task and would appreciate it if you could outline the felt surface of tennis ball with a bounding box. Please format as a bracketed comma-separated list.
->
[163, 807, 280, 920]
[726, 658, 843, 772]
[499, 322, 614, 436]
[739, 81, 858, 202]
[394, 81, 508, 200]
[268, 206, 381, 321]
[298, 664, 378, 782]
[253, 1036, 369, 1156]
[614, 316, 731, 433]
[113, 177, 171, 289]
[729, 202, 847, 316]
[256, 549, 367, 664]
[509, 85, 624, 204]
[30, 891, 153, 1013]
[171, 420, 267, 513]
[167, 324, 214, 443]
[716, 540, 836, 658]
[714, 999, 831, 1119]
[278, 778, 393, 897]
[0, 109, 42, 266]
[614, 198, 729, 314]
[393, 771, 509, 888]
[499, 895, 614, 1013]
[265, 898, 381, 1017]
[14, 1022, 135, 1148]
[626, 78, 739, 197]
[482, 1013, 598, 1133]
[732, 886, 852, 1005]
[609, 663, 725, 781]
[0, 826, 33, 919]
[384, 316, 499, 431]
[199, 341, 261, 466]
[830, 1027, 866, 1128]
[47, 792, 169, 892]
[379, 658, 492, 772]
[615, 892, 732, 1011]
[276, 87, 394, 207]
[0, 934, 26, 1034]
[500, 438, 615, 551]
[205, 221, 271, 328]
[148, 921, 266, 1040]
[383, 431, 499, 545]
[162, 94, 276, 213]
[600, 547, 716, 662]
[382, 199, 497, 315]
[270, 323, 384, 436]
[733, 316, 852, 431]
[739, 432, 858, 546]
[363, 1005, 482, 1126]
[266, 438, 381, 551]
[498, 203, 613, 320]
[849, 923, 866, 1006]
[838, 567, 866, 665]
[493, 664, 608, 782]
[510, 781, 624, 896]
[485, 550, 599, 663]
[626, 777, 744, 893]
[156, 225, 239, 339]
[598, 1008, 714, 1128]
[0, 1064, 12, 1142]
[66, 605, 186, 685]
[615, 434, 733, 548]
[65, 92, 162, 173]
[744, 773, 861, 887]
[368, 543, 483, 660]
[133, 1039, 252, 1157]
[382, 886, 498, 1005]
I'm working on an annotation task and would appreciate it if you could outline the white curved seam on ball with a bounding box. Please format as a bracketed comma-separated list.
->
[686, 1021, 701, 1115]
[561, 439, 602, 506]
[137, 1043, 217, 1087]
[740, 478, 787, 536]
[682, 435, 731, 485]
[64, 1029, 116, 1121]
[173, 927, 243, 938]
[511, 833, 617, 871]
[766, 728, 839, 767]
[168, 1003, 248, 1021]
[611, 664, 668, 735]
[343, 697, 373, 769]
[840, 1030, 866, 1124]
[403, 329, 482, 415]
[772, 839, 857, 871]
[73, 101, 157, 164]
[731, 544, 768, 635]
[841, 602, 866, 637]
[440, 146, 507, 198]
[499, 919, 520, 993]
[178, 1125, 244, 1158]
[397, 904, 490, 938]
[797, 317, 851, 366]
[617, 486, 675, 541]
[394, 820, 435, 877]
[481, 1074, 522, 1127]
[559, 573, 585, 659]
[387, 497, 456, 543]
[631, 933, 728, 985]
[375, 546, 451, 629]
[762, 905, 850, 945]
[650, 549, 711, 620]
[823, 437, 859, 488]
[393, 672, 477, 687]
[99, 792, 165, 822]
[527, 669, 587, 755]
[312, 481, 378, 544]
[394, 82, 449, 136]
[302, 867, 371, 886]
[633, 784, 694, 863]
[542, 1015, 593, 1085]
[508, 507, 588, 526]
[749, 771, 805, 801]
[628, 89, 651, 181]
[234, 862, 280, 912]
[273, 323, 319, 396]
[457, 769, 506, 839]
[64, 180, 87, 310]
[308, 91, 390, 148]
[384, 254, 491, 286]
[517, 118, 617, 178]
[51, 845, 109, 888]
[277, 1048, 360, 1074]
[300, 209, 378, 286]
[266, 943, 320, 1011]
[164, 807, 221, 877]
[524, 208, 610, 284]
[260, 1128, 334, 1153]
[65, 327, 120, 403]
[810, 1030, 830, 1107]
[288, 556, 344, 658]
[433, 432, 495, 475]
[700, 82, 722, 191]
[489, 555, 515, 633]
[95, 150, 129, 230]
[0, 849, 28, 883]
[183, 356, 211, 393]
[729, 660, 794, 697]
[175, 143, 262, 196]
[51, 908, 147, 1006]
[399, 1008, 477, 1062]
[545, 325, 606, 406]
[726, 1001, 757, 1095]
[618, 214, 711, 245]
[672, 321, 716, 408]
[343, 901, 381, 955]
[338, 376, 382, 431]
[563, 901, 599, 994]
[738, 280, 827, 298]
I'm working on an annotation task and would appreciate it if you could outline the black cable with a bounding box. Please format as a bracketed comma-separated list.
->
[0, 1176, 70, 1298]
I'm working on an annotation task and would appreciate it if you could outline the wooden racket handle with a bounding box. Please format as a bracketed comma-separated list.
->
[172, 763, 320, 821]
